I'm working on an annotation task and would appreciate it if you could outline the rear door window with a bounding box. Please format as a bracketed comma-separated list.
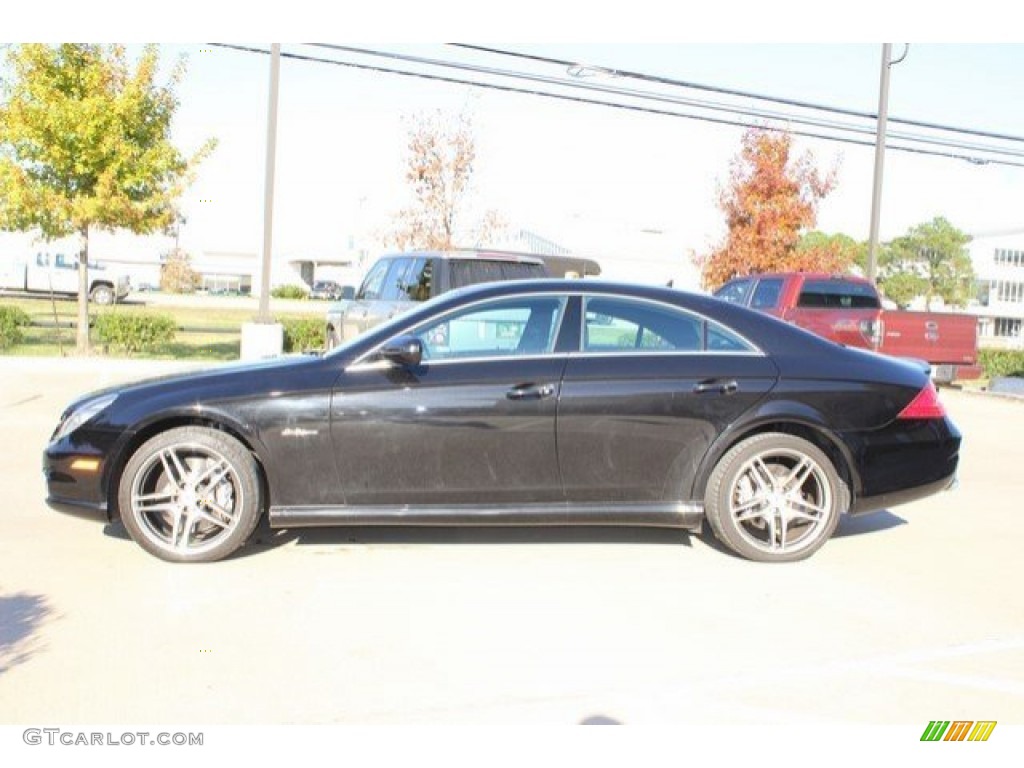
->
[750, 277, 784, 309]
[797, 279, 880, 309]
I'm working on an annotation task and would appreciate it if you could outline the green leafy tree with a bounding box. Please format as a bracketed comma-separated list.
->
[0, 44, 215, 352]
[878, 217, 974, 310]
[797, 231, 866, 274]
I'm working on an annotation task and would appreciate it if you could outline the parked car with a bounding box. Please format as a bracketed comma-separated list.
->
[0, 252, 130, 305]
[45, 279, 960, 564]
[325, 250, 549, 348]
[713, 272, 978, 381]
[309, 280, 344, 300]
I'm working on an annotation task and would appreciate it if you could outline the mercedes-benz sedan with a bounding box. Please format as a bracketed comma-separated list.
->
[44, 279, 961, 563]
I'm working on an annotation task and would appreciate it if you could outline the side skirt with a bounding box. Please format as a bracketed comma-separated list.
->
[269, 501, 705, 531]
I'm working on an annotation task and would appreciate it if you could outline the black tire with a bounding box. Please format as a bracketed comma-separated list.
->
[90, 284, 115, 305]
[704, 432, 848, 563]
[117, 426, 262, 563]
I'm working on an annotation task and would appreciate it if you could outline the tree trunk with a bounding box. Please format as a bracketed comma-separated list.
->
[77, 226, 90, 354]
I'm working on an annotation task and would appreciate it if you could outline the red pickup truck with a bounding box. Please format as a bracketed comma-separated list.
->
[713, 272, 978, 381]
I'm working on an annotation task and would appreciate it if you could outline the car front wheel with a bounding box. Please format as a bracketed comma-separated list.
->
[704, 433, 848, 562]
[117, 426, 262, 563]
[90, 284, 115, 305]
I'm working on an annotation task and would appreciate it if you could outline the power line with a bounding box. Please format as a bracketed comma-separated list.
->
[207, 43, 1024, 169]
[310, 43, 1024, 162]
[451, 43, 1024, 146]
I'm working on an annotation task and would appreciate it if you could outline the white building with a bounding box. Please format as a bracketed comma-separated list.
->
[969, 231, 1024, 349]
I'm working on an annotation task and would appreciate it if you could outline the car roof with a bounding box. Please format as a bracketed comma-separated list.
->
[725, 272, 874, 284]
[377, 249, 546, 265]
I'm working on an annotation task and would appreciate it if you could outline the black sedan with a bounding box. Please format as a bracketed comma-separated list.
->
[43, 279, 961, 563]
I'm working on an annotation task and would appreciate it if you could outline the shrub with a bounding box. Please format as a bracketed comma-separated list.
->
[271, 284, 309, 300]
[94, 312, 176, 355]
[978, 348, 1024, 379]
[0, 305, 32, 350]
[281, 316, 324, 353]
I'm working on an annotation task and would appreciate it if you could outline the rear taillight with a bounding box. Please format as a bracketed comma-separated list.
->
[897, 381, 947, 420]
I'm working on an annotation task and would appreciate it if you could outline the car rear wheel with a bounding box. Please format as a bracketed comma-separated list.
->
[704, 433, 847, 562]
[117, 426, 262, 563]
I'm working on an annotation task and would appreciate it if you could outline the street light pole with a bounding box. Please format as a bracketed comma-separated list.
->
[867, 43, 893, 285]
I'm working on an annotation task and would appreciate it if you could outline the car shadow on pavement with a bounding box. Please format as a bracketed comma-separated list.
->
[832, 509, 907, 538]
[242, 516, 695, 558]
[696, 510, 908, 560]
[0, 592, 55, 676]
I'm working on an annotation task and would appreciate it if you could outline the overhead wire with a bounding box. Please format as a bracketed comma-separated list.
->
[308, 44, 1024, 160]
[206, 43, 1024, 169]
[450, 43, 1024, 146]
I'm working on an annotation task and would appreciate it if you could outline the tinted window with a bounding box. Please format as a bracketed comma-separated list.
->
[706, 323, 754, 352]
[798, 279, 880, 309]
[750, 278, 784, 309]
[409, 297, 567, 361]
[356, 259, 390, 300]
[583, 297, 702, 352]
[448, 260, 545, 290]
[714, 278, 753, 305]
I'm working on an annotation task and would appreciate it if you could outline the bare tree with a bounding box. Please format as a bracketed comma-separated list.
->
[389, 110, 499, 251]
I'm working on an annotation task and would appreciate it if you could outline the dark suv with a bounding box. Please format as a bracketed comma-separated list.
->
[325, 250, 548, 348]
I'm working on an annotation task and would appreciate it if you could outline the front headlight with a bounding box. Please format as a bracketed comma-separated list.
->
[52, 393, 118, 443]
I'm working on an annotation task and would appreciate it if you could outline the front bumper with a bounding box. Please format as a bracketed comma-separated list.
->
[43, 428, 126, 522]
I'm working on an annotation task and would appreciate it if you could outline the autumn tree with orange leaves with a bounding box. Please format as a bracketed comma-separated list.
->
[699, 129, 845, 289]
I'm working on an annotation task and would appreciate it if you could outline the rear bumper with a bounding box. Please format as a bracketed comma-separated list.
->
[843, 415, 961, 514]
[850, 471, 957, 515]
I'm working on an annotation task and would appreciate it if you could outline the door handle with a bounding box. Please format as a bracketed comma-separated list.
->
[693, 379, 739, 395]
[506, 383, 556, 400]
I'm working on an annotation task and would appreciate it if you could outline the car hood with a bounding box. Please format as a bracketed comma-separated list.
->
[62, 354, 324, 414]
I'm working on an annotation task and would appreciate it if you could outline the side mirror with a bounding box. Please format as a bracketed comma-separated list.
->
[380, 335, 423, 367]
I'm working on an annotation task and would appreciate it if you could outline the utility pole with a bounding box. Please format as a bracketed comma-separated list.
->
[258, 43, 281, 322]
[240, 43, 284, 359]
[866, 43, 892, 285]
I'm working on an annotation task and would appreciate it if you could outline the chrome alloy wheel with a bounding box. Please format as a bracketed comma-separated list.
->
[728, 448, 834, 556]
[129, 442, 244, 557]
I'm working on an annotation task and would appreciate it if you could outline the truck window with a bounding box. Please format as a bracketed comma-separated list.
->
[797, 279, 880, 309]
[379, 258, 413, 302]
[449, 260, 544, 290]
[356, 259, 390, 300]
[750, 278, 784, 309]
[713, 278, 753, 305]
[400, 258, 432, 301]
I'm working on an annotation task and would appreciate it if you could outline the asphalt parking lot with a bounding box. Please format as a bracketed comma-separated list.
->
[1, 356, 1022, 725]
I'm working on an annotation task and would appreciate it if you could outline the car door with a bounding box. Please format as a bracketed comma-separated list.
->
[557, 294, 779, 503]
[330, 294, 569, 505]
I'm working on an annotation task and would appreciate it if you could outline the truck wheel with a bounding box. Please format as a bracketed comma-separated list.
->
[704, 433, 848, 563]
[90, 284, 115, 305]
